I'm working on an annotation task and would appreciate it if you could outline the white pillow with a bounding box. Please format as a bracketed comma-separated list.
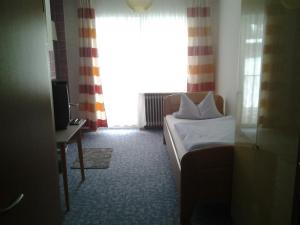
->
[197, 91, 223, 119]
[173, 94, 201, 119]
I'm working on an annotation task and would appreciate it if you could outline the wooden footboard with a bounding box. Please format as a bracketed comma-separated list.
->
[180, 145, 234, 225]
[162, 92, 234, 225]
[163, 120, 234, 225]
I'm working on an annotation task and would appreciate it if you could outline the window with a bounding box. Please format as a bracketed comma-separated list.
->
[94, 0, 187, 127]
[240, 14, 264, 127]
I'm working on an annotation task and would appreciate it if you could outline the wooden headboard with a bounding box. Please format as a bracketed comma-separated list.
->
[163, 92, 225, 117]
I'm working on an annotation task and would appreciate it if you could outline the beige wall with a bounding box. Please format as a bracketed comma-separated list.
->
[211, 0, 219, 74]
[64, 0, 80, 118]
[216, 0, 241, 116]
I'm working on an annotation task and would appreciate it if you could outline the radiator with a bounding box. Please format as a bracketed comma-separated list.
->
[144, 93, 170, 129]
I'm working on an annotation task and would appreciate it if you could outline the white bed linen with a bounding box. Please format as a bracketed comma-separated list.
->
[165, 115, 235, 160]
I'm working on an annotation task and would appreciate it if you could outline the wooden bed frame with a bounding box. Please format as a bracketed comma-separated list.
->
[163, 92, 234, 225]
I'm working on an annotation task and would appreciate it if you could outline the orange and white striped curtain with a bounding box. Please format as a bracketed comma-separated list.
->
[259, 1, 300, 129]
[258, 2, 285, 128]
[78, 0, 107, 130]
[187, 0, 215, 92]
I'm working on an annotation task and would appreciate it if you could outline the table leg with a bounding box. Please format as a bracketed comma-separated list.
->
[76, 131, 85, 181]
[60, 143, 69, 211]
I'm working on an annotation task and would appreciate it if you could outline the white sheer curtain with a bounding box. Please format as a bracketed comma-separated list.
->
[237, 1, 265, 142]
[239, 11, 264, 127]
[93, 0, 187, 127]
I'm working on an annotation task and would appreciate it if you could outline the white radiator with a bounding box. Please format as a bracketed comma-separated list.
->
[144, 93, 170, 129]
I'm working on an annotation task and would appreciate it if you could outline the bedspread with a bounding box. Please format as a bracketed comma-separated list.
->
[174, 116, 235, 152]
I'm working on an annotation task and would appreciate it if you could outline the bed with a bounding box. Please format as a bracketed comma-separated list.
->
[163, 92, 235, 225]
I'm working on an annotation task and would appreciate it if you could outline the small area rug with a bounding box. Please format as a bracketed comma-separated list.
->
[71, 148, 113, 169]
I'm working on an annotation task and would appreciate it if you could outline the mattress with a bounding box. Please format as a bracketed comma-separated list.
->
[165, 115, 235, 160]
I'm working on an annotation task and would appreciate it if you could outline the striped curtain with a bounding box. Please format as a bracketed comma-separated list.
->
[78, 0, 107, 130]
[187, 0, 215, 92]
[258, 3, 285, 128]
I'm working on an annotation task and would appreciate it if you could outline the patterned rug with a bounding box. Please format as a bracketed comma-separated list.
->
[71, 148, 113, 169]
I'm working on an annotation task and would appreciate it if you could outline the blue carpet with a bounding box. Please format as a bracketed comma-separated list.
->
[61, 129, 180, 225]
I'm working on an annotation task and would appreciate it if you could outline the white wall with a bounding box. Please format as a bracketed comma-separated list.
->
[211, 0, 219, 71]
[64, 0, 80, 118]
[216, 0, 241, 117]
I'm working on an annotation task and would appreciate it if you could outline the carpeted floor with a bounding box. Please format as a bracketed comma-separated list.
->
[61, 129, 180, 225]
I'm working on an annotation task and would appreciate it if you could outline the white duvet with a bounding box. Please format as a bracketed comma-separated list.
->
[174, 116, 235, 152]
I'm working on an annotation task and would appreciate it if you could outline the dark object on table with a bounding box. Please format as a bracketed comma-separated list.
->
[70, 118, 81, 125]
[52, 80, 70, 130]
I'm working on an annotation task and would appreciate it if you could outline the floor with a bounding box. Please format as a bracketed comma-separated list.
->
[60, 129, 179, 225]
[60, 128, 232, 225]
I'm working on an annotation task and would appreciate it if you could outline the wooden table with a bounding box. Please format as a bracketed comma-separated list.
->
[55, 119, 86, 211]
